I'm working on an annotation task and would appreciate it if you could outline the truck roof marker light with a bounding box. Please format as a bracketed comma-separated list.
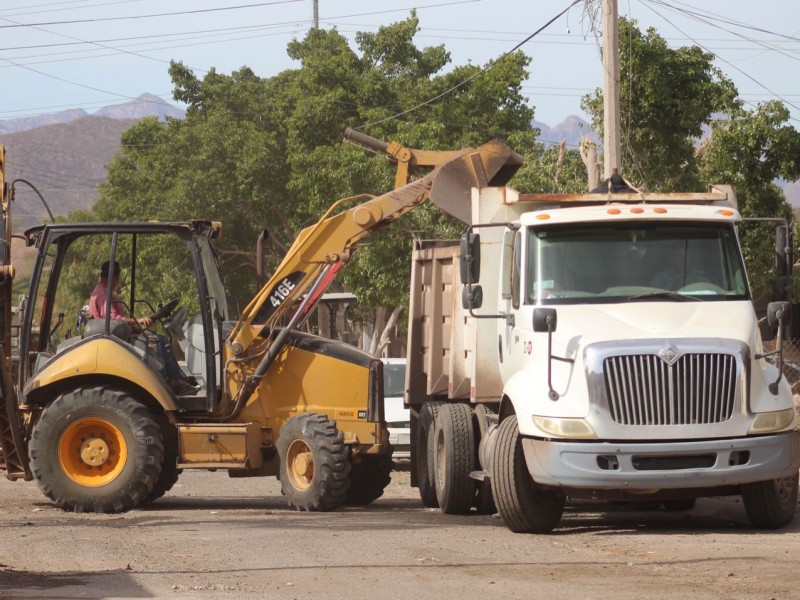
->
[654, 208, 668, 214]
[536, 214, 550, 220]
[718, 209, 735, 217]
[631, 207, 644, 214]
[607, 208, 621, 215]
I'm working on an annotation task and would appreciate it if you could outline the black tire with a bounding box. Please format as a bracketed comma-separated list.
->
[344, 444, 393, 506]
[432, 403, 475, 515]
[29, 385, 163, 513]
[741, 473, 798, 529]
[491, 415, 565, 533]
[416, 401, 443, 508]
[143, 414, 181, 504]
[276, 413, 351, 512]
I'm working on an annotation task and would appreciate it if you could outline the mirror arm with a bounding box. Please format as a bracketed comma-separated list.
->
[545, 315, 574, 401]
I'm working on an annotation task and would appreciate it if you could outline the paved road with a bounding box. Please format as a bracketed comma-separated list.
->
[0, 466, 798, 599]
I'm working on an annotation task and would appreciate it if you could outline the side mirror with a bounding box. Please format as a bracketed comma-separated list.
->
[459, 232, 481, 284]
[533, 307, 557, 333]
[767, 301, 791, 330]
[462, 285, 483, 309]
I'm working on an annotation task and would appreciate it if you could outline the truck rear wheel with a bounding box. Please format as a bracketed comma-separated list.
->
[276, 413, 351, 511]
[29, 385, 163, 513]
[492, 415, 564, 533]
[344, 445, 393, 506]
[433, 403, 475, 514]
[416, 401, 443, 508]
[741, 473, 798, 529]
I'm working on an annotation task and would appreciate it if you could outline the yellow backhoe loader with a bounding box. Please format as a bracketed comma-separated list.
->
[0, 132, 521, 512]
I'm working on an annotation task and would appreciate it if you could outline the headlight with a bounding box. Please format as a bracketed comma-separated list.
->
[749, 409, 797, 434]
[533, 416, 597, 439]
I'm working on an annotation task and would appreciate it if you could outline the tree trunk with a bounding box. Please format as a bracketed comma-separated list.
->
[368, 305, 403, 357]
[579, 137, 600, 191]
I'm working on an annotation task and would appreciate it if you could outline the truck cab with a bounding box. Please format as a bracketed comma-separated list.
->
[408, 186, 800, 532]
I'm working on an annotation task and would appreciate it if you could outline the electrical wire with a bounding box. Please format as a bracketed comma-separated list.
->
[639, 0, 800, 125]
[0, 0, 305, 29]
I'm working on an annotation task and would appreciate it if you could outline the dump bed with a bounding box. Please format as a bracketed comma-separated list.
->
[405, 239, 504, 408]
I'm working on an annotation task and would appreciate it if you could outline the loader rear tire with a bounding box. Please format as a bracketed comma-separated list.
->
[492, 415, 564, 533]
[344, 444, 393, 506]
[277, 413, 351, 512]
[741, 473, 798, 529]
[29, 385, 163, 513]
[433, 403, 475, 515]
[416, 401, 443, 508]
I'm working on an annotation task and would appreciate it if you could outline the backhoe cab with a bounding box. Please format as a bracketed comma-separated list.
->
[0, 133, 523, 514]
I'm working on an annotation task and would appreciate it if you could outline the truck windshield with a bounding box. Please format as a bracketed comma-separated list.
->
[526, 221, 749, 305]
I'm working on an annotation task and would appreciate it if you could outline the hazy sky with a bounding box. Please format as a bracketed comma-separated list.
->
[2, 0, 799, 126]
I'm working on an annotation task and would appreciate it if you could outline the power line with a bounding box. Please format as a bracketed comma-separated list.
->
[0, 0, 305, 29]
[359, 0, 582, 130]
[639, 0, 800, 124]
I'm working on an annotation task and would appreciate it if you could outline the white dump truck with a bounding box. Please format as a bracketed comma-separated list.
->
[406, 184, 800, 533]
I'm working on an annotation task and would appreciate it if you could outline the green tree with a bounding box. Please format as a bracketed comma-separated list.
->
[79, 14, 549, 355]
[698, 101, 800, 296]
[582, 17, 738, 191]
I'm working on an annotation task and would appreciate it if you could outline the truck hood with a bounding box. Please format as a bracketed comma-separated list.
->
[551, 300, 757, 350]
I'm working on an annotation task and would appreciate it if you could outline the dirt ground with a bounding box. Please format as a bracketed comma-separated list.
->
[0, 464, 798, 600]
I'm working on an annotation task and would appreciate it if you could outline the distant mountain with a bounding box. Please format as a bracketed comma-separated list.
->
[3, 116, 137, 231]
[94, 93, 185, 121]
[0, 108, 89, 136]
[533, 115, 599, 148]
[0, 94, 184, 136]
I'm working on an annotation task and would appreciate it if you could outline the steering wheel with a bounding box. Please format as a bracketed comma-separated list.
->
[150, 298, 181, 322]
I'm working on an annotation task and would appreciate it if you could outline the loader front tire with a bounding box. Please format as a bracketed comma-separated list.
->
[277, 413, 351, 511]
[432, 403, 475, 514]
[29, 385, 163, 513]
[492, 415, 564, 533]
[344, 444, 393, 506]
[416, 401, 443, 508]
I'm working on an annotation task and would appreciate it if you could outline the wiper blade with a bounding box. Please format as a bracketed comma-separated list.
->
[628, 291, 703, 302]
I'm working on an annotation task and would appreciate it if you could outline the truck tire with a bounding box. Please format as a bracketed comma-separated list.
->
[741, 473, 798, 529]
[29, 385, 163, 513]
[432, 403, 475, 515]
[491, 415, 564, 533]
[276, 413, 351, 511]
[416, 401, 443, 508]
[344, 444, 393, 506]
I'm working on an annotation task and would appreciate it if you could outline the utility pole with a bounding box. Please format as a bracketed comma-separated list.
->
[312, 0, 319, 29]
[602, 0, 621, 180]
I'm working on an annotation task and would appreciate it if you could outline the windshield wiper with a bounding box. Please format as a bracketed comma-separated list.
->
[628, 291, 703, 302]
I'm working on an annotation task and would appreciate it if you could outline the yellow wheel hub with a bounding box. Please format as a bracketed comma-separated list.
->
[58, 418, 128, 487]
[286, 439, 314, 491]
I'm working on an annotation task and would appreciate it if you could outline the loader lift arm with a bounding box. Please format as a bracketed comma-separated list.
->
[224, 131, 522, 412]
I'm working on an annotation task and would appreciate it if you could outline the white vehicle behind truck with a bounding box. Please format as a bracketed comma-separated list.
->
[406, 184, 800, 533]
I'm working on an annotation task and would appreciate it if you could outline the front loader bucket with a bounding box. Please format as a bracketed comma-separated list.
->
[428, 140, 523, 225]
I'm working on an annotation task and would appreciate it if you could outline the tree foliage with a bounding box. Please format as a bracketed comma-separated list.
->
[73, 14, 556, 350]
[582, 17, 738, 191]
[582, 17, 800, 298]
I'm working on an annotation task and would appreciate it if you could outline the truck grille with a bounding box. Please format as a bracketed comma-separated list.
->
[603, 353, 737, 425]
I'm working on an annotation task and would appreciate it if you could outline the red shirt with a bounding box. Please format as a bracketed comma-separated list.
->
[89, 281, 127, 320]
